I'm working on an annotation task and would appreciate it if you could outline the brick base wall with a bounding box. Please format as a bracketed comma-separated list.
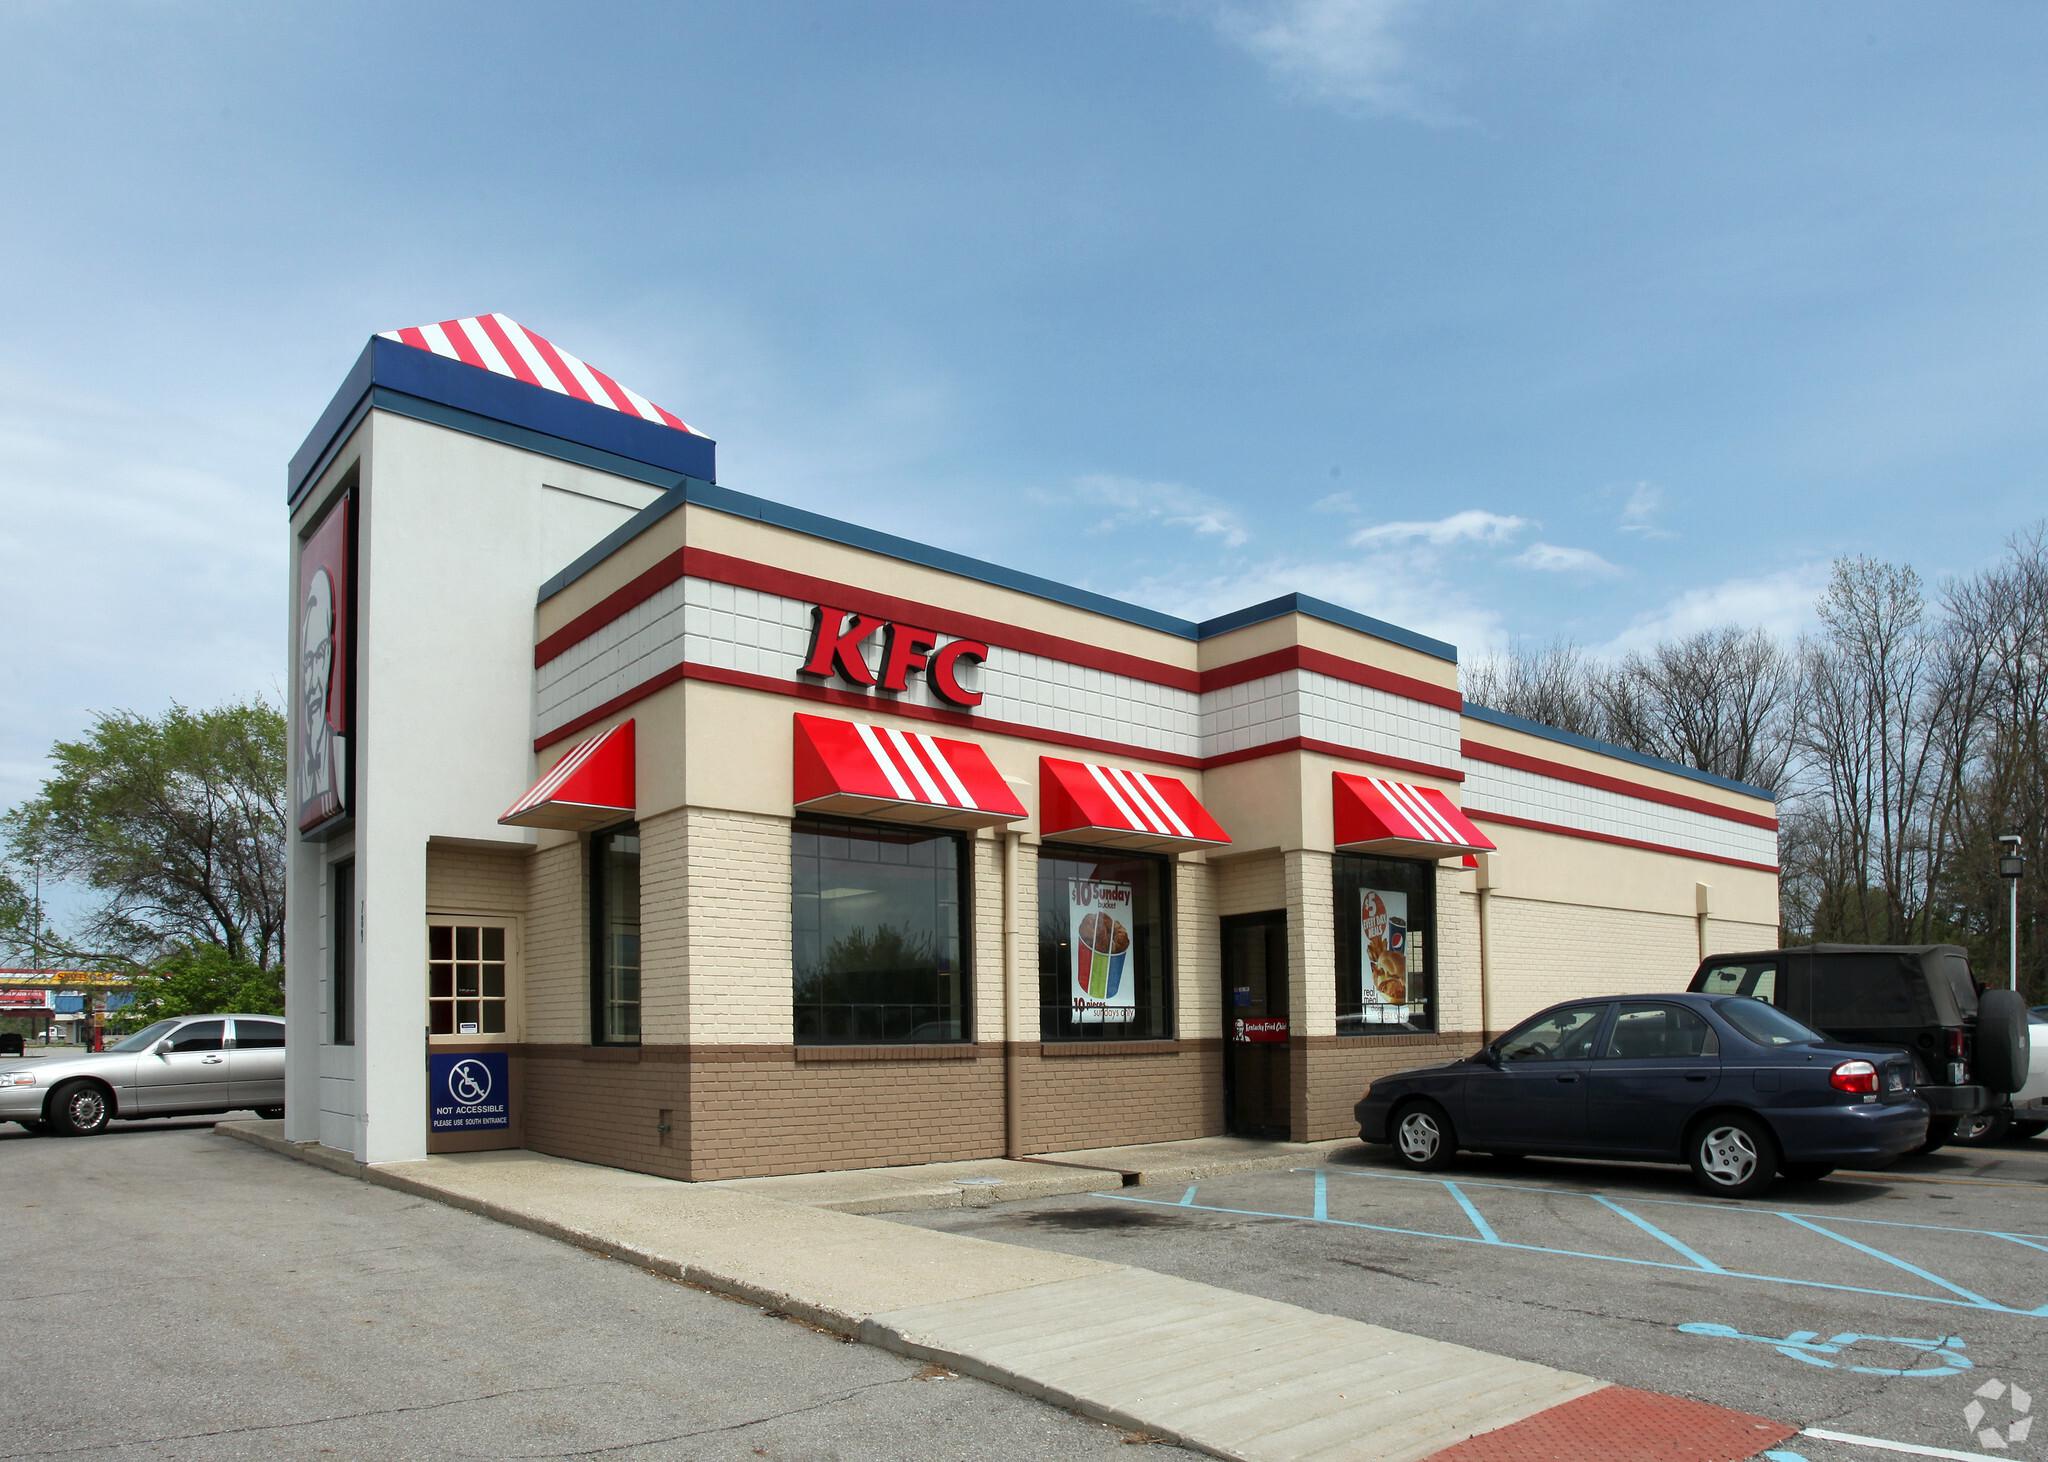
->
[1298, 1031, 1481, 1142]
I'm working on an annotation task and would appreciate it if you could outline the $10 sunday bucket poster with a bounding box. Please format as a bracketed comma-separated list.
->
[1361, 889, 1423, 1024]
[1070, 879, 1135, 1023]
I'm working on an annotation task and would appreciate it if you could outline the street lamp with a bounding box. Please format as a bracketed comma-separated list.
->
[1998, 836, 2025, 993]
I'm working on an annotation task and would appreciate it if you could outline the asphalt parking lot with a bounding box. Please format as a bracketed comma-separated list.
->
[0, 1120, 1190, 1462]
[896, 1141, 2048, 1462]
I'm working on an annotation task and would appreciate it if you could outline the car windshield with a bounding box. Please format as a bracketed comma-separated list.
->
[1715, 997, 1822, 1047]
[106, 1019, 182, 1053]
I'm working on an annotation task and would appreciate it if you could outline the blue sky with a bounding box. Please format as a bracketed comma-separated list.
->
[4, 1, 2047, 817]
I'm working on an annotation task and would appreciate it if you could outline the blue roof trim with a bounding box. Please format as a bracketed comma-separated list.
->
[1195, 594, 1456, 663]
[1461, 702, 1779, 803]
[288, 336, 715, 505]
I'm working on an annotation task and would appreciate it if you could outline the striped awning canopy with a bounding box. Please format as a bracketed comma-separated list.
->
[793, 713, 1026, 831]
[1332, 772, 1495, 859]
[379, 314, 701, 435]
[1039, 757, 1230, 854]
[500, 720, 637, 832]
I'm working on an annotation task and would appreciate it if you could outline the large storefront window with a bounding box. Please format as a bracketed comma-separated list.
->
[1037, 847, 1171, 1041]
[591, 826, 641, 1045]
[1334, 854, 1436, 1035]
[792, 816, 967, 1044]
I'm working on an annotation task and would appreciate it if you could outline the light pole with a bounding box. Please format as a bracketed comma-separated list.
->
[1998, 835, 2025, 993]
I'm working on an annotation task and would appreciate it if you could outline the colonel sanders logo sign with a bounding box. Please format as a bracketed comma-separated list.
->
[297, 494, 350, 833]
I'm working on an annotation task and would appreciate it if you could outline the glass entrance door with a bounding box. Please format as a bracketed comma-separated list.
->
[1222, 911, 1289, 1137]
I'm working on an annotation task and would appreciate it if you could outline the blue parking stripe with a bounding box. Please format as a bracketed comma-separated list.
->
[1302, 1168, 2048, 1244]
[1091, 1185, 2047, 1317]
[1442, 1182, 1501, 1244]
[1776, 1213, 1999, 1310]
[1591, 1194, 1726, 1272]
[1178, 1184, 1197, 1206]
[1313, 1171, 1327, 1220]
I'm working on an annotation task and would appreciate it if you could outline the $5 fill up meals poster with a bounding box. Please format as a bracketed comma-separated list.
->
[1360, 889, 1425, 1024]
[1070, 879, 1135, 1023]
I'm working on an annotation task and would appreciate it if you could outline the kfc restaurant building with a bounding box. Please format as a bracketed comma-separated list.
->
[283, 315, 1782, 1176]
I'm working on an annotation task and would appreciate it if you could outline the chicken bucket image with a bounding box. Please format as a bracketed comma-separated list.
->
[1069, 879, 1136, 1022]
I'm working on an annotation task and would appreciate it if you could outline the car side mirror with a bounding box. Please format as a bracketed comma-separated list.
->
[1476, 1044, 1502, 1067]
[154, 1041, 173, 1057]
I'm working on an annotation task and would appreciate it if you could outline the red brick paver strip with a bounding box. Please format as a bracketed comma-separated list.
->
[1419, 1384, 1798, 1462]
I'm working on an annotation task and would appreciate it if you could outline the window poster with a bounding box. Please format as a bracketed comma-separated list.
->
[1360, 888, 1426, 1024]
[1069, 878, 1136, 1024]
[297, 491, 352, 834]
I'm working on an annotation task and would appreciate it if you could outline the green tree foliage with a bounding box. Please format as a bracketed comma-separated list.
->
[123, 944, 284, 1024]
[1, 699, 287, 972]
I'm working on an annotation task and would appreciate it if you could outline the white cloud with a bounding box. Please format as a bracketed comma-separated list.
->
[1311, 490, 1357, 514]
[1512, 542, 1622, 576]
[1180, 0, 1457, 124]
[1616, 481, 1675, 538]
[1350, 508, 1527, 548]
[1060, 473, 1250, 547]
[1597, 564, 1829, 657]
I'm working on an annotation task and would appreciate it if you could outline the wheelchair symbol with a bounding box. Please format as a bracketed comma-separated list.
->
[448, 1059, 493, 1106]
[1678, 1322, 1971, 1377]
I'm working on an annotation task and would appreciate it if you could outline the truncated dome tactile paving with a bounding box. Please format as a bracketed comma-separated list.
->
[1417, 1385, 1798, 1462]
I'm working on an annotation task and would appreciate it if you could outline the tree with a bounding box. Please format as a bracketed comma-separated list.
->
[121, 944, 284, 1025]
[1461, 639, 1605, 738]
[1597, 627, 1795, 793]
[1, 699, 288, 972]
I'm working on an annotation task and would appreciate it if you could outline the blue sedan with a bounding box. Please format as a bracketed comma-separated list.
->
[1353, 993, 1929, 1197]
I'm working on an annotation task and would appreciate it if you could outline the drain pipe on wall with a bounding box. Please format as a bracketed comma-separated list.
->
[1003, 829, 1024, 1159]
[1475, 854, 1496, 1041]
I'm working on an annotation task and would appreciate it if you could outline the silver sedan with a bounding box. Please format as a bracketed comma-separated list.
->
[0, 1014, 286, 1136]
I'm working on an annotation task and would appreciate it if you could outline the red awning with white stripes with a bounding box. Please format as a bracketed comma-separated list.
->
[793, 713, 1026, 830]
[1332, 771, 1495, 859]
[1039, 757, 1230, 854]
[500, 720, 636, 832]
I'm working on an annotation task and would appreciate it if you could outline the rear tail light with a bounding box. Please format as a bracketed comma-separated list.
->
[1831, 1060, 1880, 1094]
[1948, 1030, 1967, 1057]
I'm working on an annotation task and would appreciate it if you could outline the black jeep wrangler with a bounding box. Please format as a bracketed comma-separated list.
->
[1688, 944, 2030, 1152]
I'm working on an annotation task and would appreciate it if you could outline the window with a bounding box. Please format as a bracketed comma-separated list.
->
[1604, 1004, 1714, 1060]
[1696, 960, 1777, 1005]
[589, 827, 641, 1045]
[232, 1019, 286, 1049]
[1809, 955, 1937, 1030]
[167, 1020, 225, 1054]
[1037, 847, 1172, 1041]
[1717, 998, 1822, 1047]
[1497, 1005, 1605, 1062]
[1334, 854, 1436, 1034]
[331, 859, 354, 1045]
[792, 815, 966, 1044]
[429, 924, 508, 1037]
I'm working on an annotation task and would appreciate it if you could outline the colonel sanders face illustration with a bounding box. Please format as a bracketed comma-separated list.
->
[299, 568, 335, 806]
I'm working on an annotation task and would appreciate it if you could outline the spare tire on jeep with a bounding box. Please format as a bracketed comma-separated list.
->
[1977, 988, 2029, 1094]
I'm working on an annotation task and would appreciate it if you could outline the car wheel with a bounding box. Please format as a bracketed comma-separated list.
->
[1954, 1108, 2013, 1146]
[256, 1107, 284, 1121]
[2012, 1121, 2047, 1140]
[47, 1080, 112, 1137]
[1780, 1162, 1836, 1182]
[1390, 1099, 1458, 1171]
[1915, 1117, 1960, 1155]
[1688, 1114, 1779, 1198]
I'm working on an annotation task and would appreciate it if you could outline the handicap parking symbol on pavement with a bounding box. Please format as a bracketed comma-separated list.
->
[1677, 1322, 1973, 1376]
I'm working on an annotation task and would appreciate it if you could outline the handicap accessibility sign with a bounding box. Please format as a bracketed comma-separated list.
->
[429, 1051, 509, 1132]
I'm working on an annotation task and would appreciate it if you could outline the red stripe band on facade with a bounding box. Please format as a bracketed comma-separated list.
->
[1464, 809, 1779, 874]
[1197, 645, 1462, 712]
[1462, 740, 1778, 830]
[1203, 736, 1464, 783]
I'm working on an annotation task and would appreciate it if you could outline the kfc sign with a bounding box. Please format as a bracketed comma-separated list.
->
[800, 606, 988, 709]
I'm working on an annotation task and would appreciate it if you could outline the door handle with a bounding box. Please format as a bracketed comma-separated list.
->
[1684, 1074, 1710, 1082]
[201, 1055, 223, 1064]
[1556, 1074, 1578, 1083]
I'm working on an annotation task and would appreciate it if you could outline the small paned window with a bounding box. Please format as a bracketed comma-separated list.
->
[232, 1019, 286, 1049]
[591, 827, 641, 1045]
[792, 816, 967, 1044]
[331, 859, 355, 1046]
[1333, 854, 1437, 1035]
[430, 923, 508, 1037]
[1604, 1004, 1713, 1060]
[1036, 847, 1172, 1041]
[167, 1020, 225, 1054]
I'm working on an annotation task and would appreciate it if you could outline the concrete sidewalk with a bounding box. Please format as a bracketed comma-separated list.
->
[217, 1122, 1795, 1462]
[704, 1135, 1365, 1214]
